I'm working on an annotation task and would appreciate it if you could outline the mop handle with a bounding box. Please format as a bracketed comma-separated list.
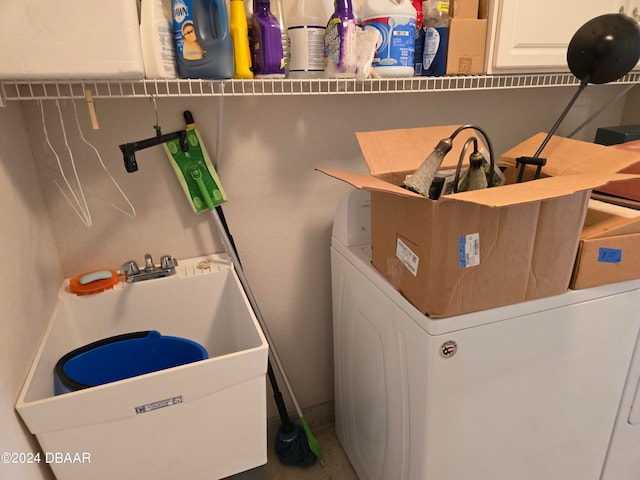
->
[210, 209, 304, 417]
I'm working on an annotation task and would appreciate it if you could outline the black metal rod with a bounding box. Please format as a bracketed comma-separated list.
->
[533, 77, 590, 159]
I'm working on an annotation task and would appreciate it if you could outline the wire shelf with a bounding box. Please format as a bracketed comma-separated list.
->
[2, 72, 640, 101]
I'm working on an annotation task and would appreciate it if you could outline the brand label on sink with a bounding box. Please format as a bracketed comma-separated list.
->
[135, 395, 183, 414]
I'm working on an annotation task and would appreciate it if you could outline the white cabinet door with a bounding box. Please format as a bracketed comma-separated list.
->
[487, 0, 627, 73]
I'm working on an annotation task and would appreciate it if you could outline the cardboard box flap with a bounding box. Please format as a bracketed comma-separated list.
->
[439, 173, 639, 207]
[319, 169, 639, 207]
[355, 125, 481, 177]
[500, 133, 640, 176]
[582, 199, 640, 239]
[318, 169, 423, 198]
[596, 141, 640, 201]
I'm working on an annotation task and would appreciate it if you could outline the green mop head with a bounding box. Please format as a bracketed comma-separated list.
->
[163, 123, 226, 212]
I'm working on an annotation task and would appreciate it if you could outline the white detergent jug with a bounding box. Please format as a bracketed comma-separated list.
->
[287, 0, 330, 78]
[360, 0, 417, 78]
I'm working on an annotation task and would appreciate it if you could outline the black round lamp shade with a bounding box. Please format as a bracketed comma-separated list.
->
[568, 13, 640, 84]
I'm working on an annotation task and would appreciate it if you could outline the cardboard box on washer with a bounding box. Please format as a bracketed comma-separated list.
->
[502, 133, 640, 291]
[570, 200, 640, 289]
[319, 126, 639, 318]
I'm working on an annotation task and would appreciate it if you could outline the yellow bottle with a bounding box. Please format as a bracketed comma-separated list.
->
[230, 0, 254, 79]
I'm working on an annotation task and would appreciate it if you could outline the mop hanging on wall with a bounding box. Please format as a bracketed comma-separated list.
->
[181, 109, 322, 466]
[117, 105, 323, 467]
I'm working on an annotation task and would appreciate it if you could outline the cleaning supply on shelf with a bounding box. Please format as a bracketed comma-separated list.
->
[141, 0, 178, 78]
[286, 0, 330, 78]
[162, 111, 227, 212]
[412, 0, 425, 75]
[272, 0, 289, 72]
[322, 0, 335, 23]
[172, 0, 234, 79]
[251, 0, 286, 77]
[324, 0, 358, 78]
[355, 27, 381, 80]
[422, 0, 449, 77]
[230, 0, 254, 78]
[360, 0, 417, 78]
[244, 0, 254, 69]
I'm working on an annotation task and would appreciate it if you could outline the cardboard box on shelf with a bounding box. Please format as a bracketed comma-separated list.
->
[450, 0, 479, 18]
[319, 126, 638, 318]
[446, 18, 488, 75]
[478, 0, 489, 19]
[571, 200, 640, 289]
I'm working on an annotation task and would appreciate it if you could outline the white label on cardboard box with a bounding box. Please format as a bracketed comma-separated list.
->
[396, 237, 419, 276]
[458, 233, 480, 268]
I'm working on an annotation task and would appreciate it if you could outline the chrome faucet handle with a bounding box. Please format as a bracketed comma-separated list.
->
[121, 260, 140, 276]
[143, 253, 155, 271]
[160, 255, 178, 270]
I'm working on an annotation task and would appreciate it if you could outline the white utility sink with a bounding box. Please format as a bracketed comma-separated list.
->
[16, 254, 268, 480]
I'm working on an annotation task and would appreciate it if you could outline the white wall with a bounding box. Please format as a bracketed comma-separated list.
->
[16, 83, 630, 424]
[0, 103, 61, 480]
[622, 85, 640, 124]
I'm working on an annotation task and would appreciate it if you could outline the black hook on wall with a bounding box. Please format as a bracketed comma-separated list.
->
[119, 129, 189, 173]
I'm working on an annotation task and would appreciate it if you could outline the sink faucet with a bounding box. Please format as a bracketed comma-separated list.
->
[121, 254, 178, 283]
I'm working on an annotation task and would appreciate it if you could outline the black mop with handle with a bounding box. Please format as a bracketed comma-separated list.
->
[118, 109, 322, 467]
[210, 204, 321, 467]
[187, 107, 323, 466]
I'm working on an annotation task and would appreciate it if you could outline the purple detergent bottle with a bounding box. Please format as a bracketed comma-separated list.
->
[251, 0, 285, 77]
[324, 0, 357, 78]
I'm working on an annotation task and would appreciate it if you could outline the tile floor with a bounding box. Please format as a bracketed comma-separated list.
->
[265, 424, 359, 479]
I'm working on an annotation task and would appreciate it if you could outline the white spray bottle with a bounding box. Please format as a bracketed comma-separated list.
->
[140, 0, 178, 78]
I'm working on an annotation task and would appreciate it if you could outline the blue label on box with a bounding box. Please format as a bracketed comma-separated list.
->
[598, 248, 622, 264]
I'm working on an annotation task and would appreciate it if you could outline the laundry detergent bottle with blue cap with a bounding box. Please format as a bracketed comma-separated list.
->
[172, 0, 234, 79]
[360, 0, 416, 78]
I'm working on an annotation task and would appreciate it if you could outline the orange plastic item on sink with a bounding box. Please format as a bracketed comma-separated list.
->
[69, 270, 120, 295]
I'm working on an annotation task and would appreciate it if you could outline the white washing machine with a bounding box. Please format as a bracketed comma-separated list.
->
[602, 330, 640, 480]
[331, 188, 640, 480]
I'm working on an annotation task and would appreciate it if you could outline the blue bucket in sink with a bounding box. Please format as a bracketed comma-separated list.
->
[53, 331, 208, 395]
